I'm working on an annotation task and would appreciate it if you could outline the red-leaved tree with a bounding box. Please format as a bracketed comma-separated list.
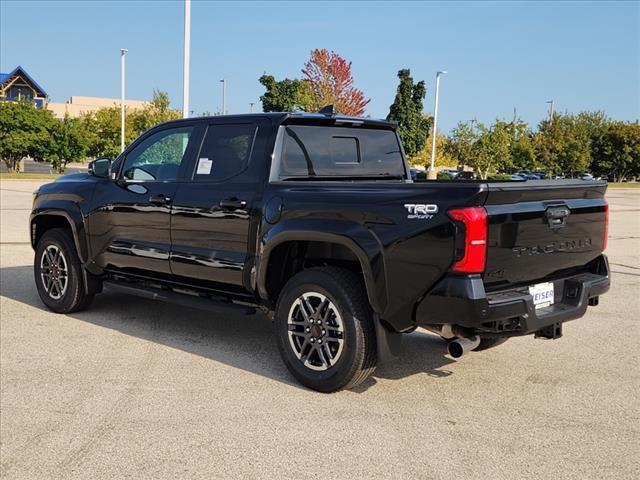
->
[302, 49, 370, 116]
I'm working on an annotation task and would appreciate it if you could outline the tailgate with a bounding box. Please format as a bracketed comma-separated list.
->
[482, 180, 608, 290]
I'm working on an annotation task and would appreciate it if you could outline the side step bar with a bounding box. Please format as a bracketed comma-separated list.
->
[104, 280, 257, 316]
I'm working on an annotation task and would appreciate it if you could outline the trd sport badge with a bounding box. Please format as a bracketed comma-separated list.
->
[404, 204, 438, 219]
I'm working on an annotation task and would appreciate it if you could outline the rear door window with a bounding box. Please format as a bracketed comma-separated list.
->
[279, 125, 405, 179]
[193, 124, 258, 182]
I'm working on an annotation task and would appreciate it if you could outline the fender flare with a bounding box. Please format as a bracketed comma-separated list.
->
[30, 208, 89, 265]
[256, 227, 387, 314]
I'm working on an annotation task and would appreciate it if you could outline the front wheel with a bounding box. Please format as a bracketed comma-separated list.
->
[275, 267, 376, 392]
[34, 228, 94, 313]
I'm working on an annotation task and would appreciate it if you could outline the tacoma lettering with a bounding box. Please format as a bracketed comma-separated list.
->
[512, 238, 592, 257]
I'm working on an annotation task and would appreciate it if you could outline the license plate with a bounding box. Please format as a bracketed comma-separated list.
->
[529, 282, 555, 309]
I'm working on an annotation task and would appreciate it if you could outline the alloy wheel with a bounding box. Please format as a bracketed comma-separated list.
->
[287, 292, 345, 371]
[40, 245, 68, 300]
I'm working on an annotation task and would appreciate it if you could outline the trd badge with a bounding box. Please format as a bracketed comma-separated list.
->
[404, 204, 438, 219]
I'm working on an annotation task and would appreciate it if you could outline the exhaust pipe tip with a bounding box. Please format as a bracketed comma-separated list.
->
[448, 335, 481, 358]
[447, 341, 464, 358]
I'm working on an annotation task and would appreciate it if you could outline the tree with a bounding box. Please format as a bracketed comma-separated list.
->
[82, 106, 129, 160]
[130, 89, 181, 133]
[0, 100, 53, 172]
[48, 114, 90, 173]
[301, 49, 370, 116]
[591, 121, 640, 182]
[471, 122, 512, 179]
[534, 113, 592, 176]
[259, 74, 313, 112]
[0, 101, 91, 173]
[503, 119, 537, 172]
[387, 69, 431, 159]
[412, 131, 456, 168]
[576, 111, 609, 142]
[443, 121, 478, 169]
[82, 90, 180, 160]
[444, 120, 512, 179]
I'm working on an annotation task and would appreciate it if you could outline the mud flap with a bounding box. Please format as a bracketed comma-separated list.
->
[83, 268, 103, 295]
[374, 314, 403, 363]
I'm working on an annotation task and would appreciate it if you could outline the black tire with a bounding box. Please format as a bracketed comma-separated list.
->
[275, 267, 376, 392]
[474, 337, 509, 352]
[34, 228, 94, 313]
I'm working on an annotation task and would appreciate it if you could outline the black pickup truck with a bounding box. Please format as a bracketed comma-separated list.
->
[31, 111, 610, 392]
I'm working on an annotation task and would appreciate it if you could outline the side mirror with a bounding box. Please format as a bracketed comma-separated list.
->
[88, 158, 111, 178]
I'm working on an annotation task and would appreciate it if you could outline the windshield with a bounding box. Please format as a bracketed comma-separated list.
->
[277, 125, 407, 180]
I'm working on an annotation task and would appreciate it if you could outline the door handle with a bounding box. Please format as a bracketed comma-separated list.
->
[149, 194, 172, 205]
[219, 198, 247, 210]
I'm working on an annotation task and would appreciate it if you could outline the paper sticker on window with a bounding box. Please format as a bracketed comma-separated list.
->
[196, 157, 212, 175]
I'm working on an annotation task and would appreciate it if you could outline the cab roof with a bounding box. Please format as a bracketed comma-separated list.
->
[172, 112, 397, 129]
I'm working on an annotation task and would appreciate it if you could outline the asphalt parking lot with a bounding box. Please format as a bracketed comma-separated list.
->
[1, 180, 638, 480]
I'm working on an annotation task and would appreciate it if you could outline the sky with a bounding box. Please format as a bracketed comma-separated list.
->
[1, 0, 638, 132]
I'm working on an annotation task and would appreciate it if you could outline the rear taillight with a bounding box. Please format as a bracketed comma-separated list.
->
[448, 207, 488, 273]
[603, 200, 609, 251]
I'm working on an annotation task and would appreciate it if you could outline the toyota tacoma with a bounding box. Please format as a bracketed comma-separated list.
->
[31, 109, 610, 392]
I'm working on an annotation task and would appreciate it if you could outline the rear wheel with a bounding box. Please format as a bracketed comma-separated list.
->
[275, 267, 376, 392]
[34, 228, 94, 313]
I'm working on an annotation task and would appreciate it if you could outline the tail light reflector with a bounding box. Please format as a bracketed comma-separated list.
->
[448, 207, 488, 273]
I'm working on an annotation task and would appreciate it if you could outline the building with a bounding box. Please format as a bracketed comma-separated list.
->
[47, 96, 149, 119]
[1, 65, 148, 118]
[0, 65, 47, 108]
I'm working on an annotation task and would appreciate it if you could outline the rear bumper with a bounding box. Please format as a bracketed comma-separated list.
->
[415, 255, 610, 336]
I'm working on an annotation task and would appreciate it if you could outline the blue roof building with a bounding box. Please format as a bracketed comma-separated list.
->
[0, 66, 48, 108]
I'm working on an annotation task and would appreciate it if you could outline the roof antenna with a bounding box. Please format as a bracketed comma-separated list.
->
[318, 105, 336, 116]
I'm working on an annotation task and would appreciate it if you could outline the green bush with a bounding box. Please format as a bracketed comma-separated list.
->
[437, 171, 454, 180]
[487, 173, 513, 180]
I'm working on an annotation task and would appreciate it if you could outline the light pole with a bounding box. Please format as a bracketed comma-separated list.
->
[249, 102, 255, 113]
[428, 70, 447, 179]
[182, 0, 191, 118]
[546, 100, 554, 124]
[220, 79, 227, 114]
[120, 48, 127, 153]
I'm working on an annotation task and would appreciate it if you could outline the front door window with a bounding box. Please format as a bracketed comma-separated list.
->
[121, 126, 193, 181]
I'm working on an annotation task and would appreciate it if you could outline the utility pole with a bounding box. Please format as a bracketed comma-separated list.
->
[428, 70, 447, 180]
[546, 100, 554, 124]
[182, 0, 191, 118]
[220, 79, 227, 114]
[249, 102, 255, 113]
[120, 48, 127, 153]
